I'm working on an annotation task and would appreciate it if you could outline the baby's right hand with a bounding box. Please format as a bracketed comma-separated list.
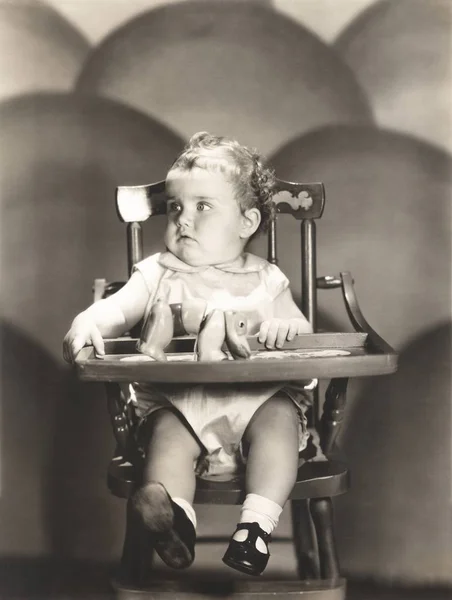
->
[63, 313, 105, 363]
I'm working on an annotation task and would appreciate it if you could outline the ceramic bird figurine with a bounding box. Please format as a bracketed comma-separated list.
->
[171, 298, 207, 336]
[197, 309, 251, 361]
[196, 309, 228, 361]
[136, 298, 174, 361]
[137, 299, 251, 362]
[224, 310, 251, 359]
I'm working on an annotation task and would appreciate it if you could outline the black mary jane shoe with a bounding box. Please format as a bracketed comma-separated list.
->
[222, 522, 270, 576]
[131, 481, 196, 569]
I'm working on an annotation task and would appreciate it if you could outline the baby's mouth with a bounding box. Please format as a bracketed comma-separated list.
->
[179, 232, 195, 241]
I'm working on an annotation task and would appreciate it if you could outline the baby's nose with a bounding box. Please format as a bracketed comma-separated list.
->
[178, 207, 195, 226]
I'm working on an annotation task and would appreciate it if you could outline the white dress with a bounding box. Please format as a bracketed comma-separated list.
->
[128, 251, 316, 478]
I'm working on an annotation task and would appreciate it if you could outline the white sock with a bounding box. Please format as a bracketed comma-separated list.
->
[172, 497, 197, 530]
[235, 493, 283, 553]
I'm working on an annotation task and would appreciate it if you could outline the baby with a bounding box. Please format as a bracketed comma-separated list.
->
[63, 132, 313, 576]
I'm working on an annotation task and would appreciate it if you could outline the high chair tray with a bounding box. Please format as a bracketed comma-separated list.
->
[74, 332, 397, 383]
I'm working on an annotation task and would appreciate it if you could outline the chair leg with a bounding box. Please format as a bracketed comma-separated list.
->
[309, 497, 340, 580]
[117, 498, 155, 587]
[291, 499, 320, 579]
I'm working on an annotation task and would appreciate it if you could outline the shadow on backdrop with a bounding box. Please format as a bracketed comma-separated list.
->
[270, 124, 452, 349]
[0, 320, 124, 561]
[75, 0, 372, 155]
[335, 0, 452, 154]
[335, 322, 452, 583]
[0, 1, 90, 102]
[0, 93, 184, 361]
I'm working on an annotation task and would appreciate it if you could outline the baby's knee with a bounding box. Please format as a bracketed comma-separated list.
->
[263, 395, 299, 423]
[150, 408, 182, 431]
[142, 409, 201, 458]
[247, 395, 298, 441]
[144, 409, 189, 442]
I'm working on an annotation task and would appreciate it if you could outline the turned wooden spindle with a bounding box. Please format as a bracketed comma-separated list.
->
[320, 378, 349, 456]
[105, 382, 131, 455]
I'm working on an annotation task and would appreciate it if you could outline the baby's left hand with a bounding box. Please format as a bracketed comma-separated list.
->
[258, 318, 311, 349]
[258, 318, 310, 349]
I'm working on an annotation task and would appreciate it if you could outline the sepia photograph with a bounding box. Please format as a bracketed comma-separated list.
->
[0, 0, 451, 598]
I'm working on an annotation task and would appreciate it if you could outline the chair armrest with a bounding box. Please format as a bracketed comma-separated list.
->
[340, 271, 395, 354]
[317, 272, 396, 456]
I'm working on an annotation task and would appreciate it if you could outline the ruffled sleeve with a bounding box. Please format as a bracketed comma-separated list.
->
[259, 262, 290, 301]
[132, 252, 166, 301]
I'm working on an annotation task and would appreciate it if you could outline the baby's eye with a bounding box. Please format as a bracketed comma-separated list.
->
[196, 202, 211, 212]
[167, 201, 181, 213]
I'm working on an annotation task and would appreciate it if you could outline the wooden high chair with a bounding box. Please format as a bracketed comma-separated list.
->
[75, 178, 397, 599]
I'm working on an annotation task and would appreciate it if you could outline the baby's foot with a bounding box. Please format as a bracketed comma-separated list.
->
[131, 481, 196, 569]
[222, 522, 270, 576]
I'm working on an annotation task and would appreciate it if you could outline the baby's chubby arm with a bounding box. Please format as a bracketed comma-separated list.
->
[63, 271, 150, 362]
[258, 287, 312, 349]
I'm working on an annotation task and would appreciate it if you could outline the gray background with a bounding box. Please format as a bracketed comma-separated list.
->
[0, 0, 451, 585]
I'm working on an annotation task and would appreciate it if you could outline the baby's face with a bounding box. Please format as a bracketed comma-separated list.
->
[164, 167, 248, 267]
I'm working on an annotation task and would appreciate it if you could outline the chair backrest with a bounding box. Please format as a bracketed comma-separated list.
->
[116, 178, 326, 332]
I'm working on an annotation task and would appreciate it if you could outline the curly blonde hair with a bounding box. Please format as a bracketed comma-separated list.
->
[168, 132, 276, 237]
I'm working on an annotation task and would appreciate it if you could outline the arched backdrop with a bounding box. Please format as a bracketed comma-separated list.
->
[0, 0, 450, 585]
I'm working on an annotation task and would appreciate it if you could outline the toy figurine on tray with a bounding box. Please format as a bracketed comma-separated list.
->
[63, 132, 316, 576]
[136, 295, 252, 362]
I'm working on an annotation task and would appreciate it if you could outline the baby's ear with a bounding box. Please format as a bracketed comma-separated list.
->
[240, 207, 261, 239]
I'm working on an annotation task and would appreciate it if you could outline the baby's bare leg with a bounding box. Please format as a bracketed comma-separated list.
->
[141, 409, 202, 503]
[132, 410, 201, 570]
[222, 395, 300, 575]
[243, 395, 299, 506]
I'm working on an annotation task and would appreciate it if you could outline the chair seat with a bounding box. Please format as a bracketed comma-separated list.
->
[107, 456, 349, 503]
